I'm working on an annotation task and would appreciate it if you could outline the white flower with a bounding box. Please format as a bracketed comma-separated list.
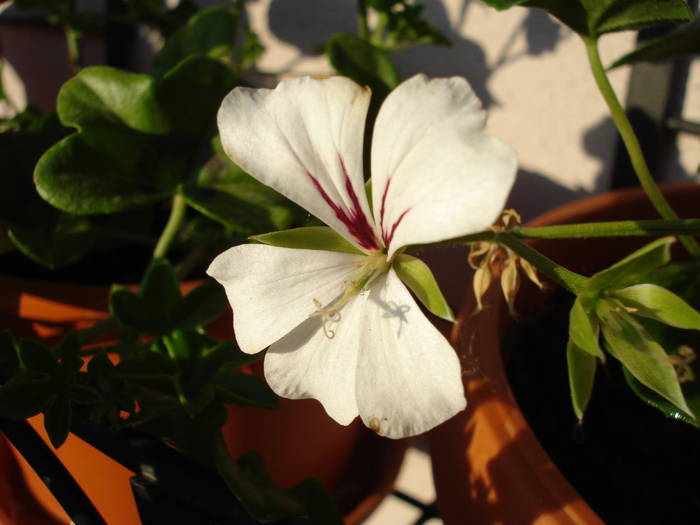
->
[207, 74, 516, 438]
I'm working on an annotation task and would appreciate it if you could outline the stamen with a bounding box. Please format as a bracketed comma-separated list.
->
[311, 299, 342, 339]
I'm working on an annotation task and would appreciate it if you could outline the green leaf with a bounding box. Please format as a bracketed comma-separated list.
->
[0, 331, 17, 369]
[251, 226, 364, 254]
[110, 259, 183, 333]
[153, 6, 239, 77]
[17, 339, 57, 373]
[178, 282, 227, 330]
[57, 67, 169, 134]
[0, 118, 93, 267]
[610, 15, 700, 68]
[567, 339, 598, 422]
[214, 443, 342, 524]
[613, 283, 700, 330]
[211, 370, 279, 409]
[569, 297, 604, 359]
[480, 0, 691, 38]
[0, 374, 53, 419]
[8, 214, 95, 268]
[43, 395, 73, 448]
[191, 148, 299, 233]
[623, 366, 700, 427]
[34, 127, 183, 214]
[182, 185, 289, 235]
[393, 253, 454, 322]
[34, 61, 235, 215]
[588, 236, 674, 292]
[66, 384, 102, 405]
[601, 317, 693, 418]
[156, 56, 237, 138]
[326, 34, 400, 98]
[368, 0, 451, 49]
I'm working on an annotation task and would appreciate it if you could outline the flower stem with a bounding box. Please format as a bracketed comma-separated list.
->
[357, 0, 369, 40]
[152, 191, 187, 260]
[583, 36, 700, 258]
[516, 218, 700, 239]
[407, 218, 700, 253]
[497, 233, 588, 295]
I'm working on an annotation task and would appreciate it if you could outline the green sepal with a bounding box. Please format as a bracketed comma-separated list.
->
[393, 253, 454, 322]
[600, 314, 693, 418]
[326, 34, 399, 98]
[251, 226, 364, 254]
[588, 236, 674, 292]
[613, 283, 700, 330]
[569, 298, 604, 359]
[610, 15, 700, 68]
[566, 338, 598, 422]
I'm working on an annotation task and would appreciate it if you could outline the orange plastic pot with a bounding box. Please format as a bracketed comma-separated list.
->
[0, 275, 406, 524]
[430, 183, 699, 524]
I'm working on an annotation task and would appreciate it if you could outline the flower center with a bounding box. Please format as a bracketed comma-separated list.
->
[311, 251, 389, 338]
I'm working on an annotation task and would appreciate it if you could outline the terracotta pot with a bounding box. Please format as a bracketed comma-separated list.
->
[430, 183, 699, 524]
[0, 275, 406, 524]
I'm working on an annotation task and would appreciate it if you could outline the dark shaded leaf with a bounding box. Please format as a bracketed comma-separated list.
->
[153, 6, 239, 76]
[43, 395, 72, 448]
[211, 371, 279, 409]
[326, 34, 400, 98]
[611, 15, 700, 67]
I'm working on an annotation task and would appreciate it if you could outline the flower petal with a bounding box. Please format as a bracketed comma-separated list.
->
[217, 76, 379, 251]
[370, 74, 517, 257]
[264, 292, 367, 425]
[207, 244, 364, 354]
[356, 269, 466, 438]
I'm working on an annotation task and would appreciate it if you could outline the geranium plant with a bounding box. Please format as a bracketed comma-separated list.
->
[0, 0, 699, 523]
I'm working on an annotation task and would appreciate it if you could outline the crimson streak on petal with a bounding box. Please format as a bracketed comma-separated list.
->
[305, 156, 379, 251]
[378, 176, 410, 247]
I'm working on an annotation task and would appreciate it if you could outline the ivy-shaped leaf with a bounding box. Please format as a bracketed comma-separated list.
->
[480, 0, 692, 38]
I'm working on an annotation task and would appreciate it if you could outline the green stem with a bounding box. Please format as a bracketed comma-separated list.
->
[153, 191, 187, 260]
[357, 0, 369, 40]
[517, 218, 700, 239]
[63, 1, 81, 74]
[584, 36, 700, 258]
[407, 218, 700, 253]
[497, 233, 588, 295]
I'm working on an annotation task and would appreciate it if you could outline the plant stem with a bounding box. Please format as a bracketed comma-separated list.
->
[63, 1, 82, 74]
[153, 191, 187, 260]
[517, 218, 700, 239]
[357, 0, 369, 39]
[407, 218, 700, 253]
[584, 36, 700, 258]
[497, 233, 588, 294]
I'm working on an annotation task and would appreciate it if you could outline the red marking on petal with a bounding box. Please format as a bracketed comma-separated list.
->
[383, 207, 410, 247]
[305, 157, 379, 251]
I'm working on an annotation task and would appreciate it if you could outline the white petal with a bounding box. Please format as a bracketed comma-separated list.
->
[207, 244, 364, 354]
[217, 77, 379, 252]
[370, 74, 517, 257]
[356, 269, 466, 438]
[264, 292, 367, 425]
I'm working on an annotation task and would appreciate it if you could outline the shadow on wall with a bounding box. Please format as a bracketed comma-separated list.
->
[266, 0, 564, 110]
